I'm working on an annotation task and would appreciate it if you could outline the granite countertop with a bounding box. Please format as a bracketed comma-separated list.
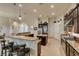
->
[37, 34, 48, 37]
[61, 34, 79, 53]
[5, 35, 38, 41]
[61, 35, 72, 40]
[67, 39, 79, 53]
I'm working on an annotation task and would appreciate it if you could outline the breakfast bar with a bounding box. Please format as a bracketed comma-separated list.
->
[5, 35, 41, 56]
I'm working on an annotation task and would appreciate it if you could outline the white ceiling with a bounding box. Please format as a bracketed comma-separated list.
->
[0, 3, 75, 20]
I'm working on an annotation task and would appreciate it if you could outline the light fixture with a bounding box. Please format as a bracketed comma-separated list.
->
[18, 4, 22, 7]
[31, 25, 33, 29]
[33, 9, 37, 13]
[18, 4, 22, 20]
[13, 3, 22, 20]
[13, 21, 18, 26]
[18, 15, 22, 20]
[39, 14, 42, 17]
[50, 5, 54, 8]
[51, 12, 55, 15]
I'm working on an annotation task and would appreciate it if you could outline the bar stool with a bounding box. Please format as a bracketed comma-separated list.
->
[17, 44, 30, 56]
[1, 40, 9, 56]
[8, 43, 30, 56]
[8, 42, 19, 56]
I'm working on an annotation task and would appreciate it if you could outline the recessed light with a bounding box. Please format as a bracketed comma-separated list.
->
[13, 21, 17, 26]
[39, 14, 42, 17]
[31, 25, 33, 29]
[18, 4, 22, 7]
[51, 13, 55, 15]
[50, 5, 54, 8]
[33, 9, 37, 12]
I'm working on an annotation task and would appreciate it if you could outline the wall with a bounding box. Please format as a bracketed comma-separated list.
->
[48, 4, 76, 39]
[48, 18, 55, 37]
[8, 17, 39, 36]
[0, 16, 10, 34]
[48, 16, 64, 40]
[0, 16, 39, 35]
[0, 15, 64, 39]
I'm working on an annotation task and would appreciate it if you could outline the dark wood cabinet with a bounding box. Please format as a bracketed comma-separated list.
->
[61, 37, 79, 56]
[37, 41, 41, 56]
[73, 50, 79, 56]
[37, 35, 48, 46]
[40, 36, 48, 45]
[61, 38, 66, 53]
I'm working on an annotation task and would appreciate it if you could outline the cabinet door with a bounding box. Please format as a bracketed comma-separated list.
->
[69, 46, 75, 56]
[61, 39, 66, 52]
[66, 42, 70, 56]
[37, 41, 41, 56]
[74, 50, 79, 56]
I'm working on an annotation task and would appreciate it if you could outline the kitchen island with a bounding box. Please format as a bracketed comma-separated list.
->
[5, 35, 41, 56]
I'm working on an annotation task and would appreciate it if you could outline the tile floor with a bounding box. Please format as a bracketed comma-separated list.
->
[41, 37, 65, 56]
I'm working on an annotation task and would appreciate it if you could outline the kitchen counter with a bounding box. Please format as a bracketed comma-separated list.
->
[5, 35, 41, 56]
[6, 35, 38, 41]
[67, 39, 79, 54]
[37, 34, 48, 37]
[61, 34, 79, 56]
[16, 33, 34, 37]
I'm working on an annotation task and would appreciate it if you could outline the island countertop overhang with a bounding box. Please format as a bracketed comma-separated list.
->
[5, 35, 39, 41]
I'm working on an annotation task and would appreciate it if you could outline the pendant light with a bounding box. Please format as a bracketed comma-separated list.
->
[18, 4, 22, 20]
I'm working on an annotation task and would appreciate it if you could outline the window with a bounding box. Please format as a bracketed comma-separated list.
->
[19, 23, 29, 32]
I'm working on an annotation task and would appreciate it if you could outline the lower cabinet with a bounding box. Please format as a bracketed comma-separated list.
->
[61, 38, 79, 56]
[61, 38, 66, 54]
[73, 50, 79, 56]
[37, 41, 41, 56]
[66, 42, 79, 56]
[65, 41, 71, 56]
[69, 46, 75, 56]
[37, 36, 48, 46]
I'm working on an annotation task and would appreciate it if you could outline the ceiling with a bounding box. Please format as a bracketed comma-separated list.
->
[0, 3, 75, 20]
